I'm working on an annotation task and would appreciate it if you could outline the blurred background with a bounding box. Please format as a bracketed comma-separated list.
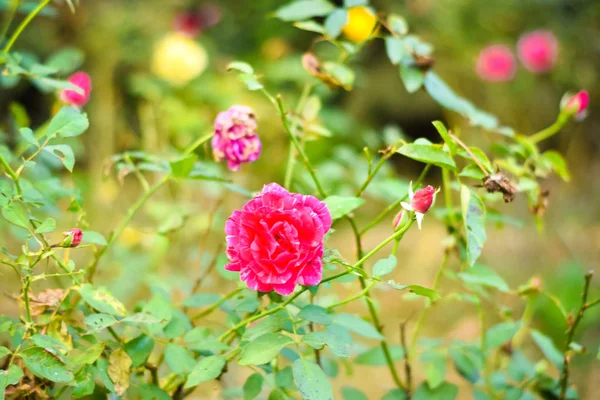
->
[1, 0, 599, 398]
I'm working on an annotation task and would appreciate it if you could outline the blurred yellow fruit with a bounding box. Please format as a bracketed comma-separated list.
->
[151, 32, 208, 86]
[341, 6, 378, 43]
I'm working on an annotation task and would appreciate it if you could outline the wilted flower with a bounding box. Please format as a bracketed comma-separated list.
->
[475, 45, 516, 82]
[151, 32, 208, 86]
[517, 30, 558, 73]
[212, 105, 261, 171]
[342, 6, 378, 43]
[401, 183, 437, 229]
[60, 72, 92, 108]
[562, 90, 589, 121]
[52, 228, 83, 248]
[224, 183, 332, 295]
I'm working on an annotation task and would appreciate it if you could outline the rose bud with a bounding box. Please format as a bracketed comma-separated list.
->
[401, 183, 438, 229]
[475, 45, 516, 82]
[393, 210, 405, 230]
[51, 228, 83, 248]
[562, 90, 589, 121]
[224, 183, 331, 295]
[60, 72, 92, 108]
[212, 105, 261, 171]
[517, 30, 558, 73]
[173, 11, 203, 38]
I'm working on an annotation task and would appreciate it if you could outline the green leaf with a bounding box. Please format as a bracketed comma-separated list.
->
[292, 358, 333, 400]
[459, 164, 486, 180]
[170, 154, 197, 178]
[298, 305, 332, 326]
[0, 365, 23, 398]
[183, 293, 221, 307]
[432, 121, 457, 155]
[164, 343, 195, 375]
[387, 281, 441, 301]
[293, 21, 326, 34]
[274, 0, 335, 21]
[107, 348, 131, 396]
[81, 230, 107, 245]
[34, 217, 56, 233]
[46, 106, 89, 138]
[333, 313, 383, 340]
[72, 364, 95, 398]
[385, 37, 408, 65]
[458, 264, 509, 292]
[341, 386, 368, 400]
[243, 311, 289, 341]
[373, 255, 397, 277]
[19, 127, 38, 146]
[397, 143, 456, 171]
[413, 381, 458, 400]
[449, 347, 481, 383]
[68, 343, 104, 366]
[323, 196, 365, 220]
[96, 358, 115, 392]
[324, 9, 347, 38]
[530, 329, 563, 367]
[387, 14, 409, 36]
[382, 389, 408, 400]
[185, 355, 226, 388]
[138, 384, 171, 400]
[239, 333, 294, 365]
[243, 373, 264, 400]
[302, 328, 351, 358]
[425, 352, 447, 388]
[322, 62, 355, 90]
[485, 322, 520, 350]
[239, 74, 264, 91]
[0, 346, 11, 358]
[78, 284, 127, 317]
[344, 0, 368, 6]
[124, 335, 155, 367]
[226, 61, 254, 74]
[21, 347, 74, 383]
[460, 185, 487, 267]
[400, 65, 424, 93]
[2, 202, 30, 229]
[45, 144, 75, 171]
[354, 345, 405, 365]
[45, 47, 84, 74]
[457, 146, 493, 173]
[29, 334, 68, 356]
[541, 150, 570, 182]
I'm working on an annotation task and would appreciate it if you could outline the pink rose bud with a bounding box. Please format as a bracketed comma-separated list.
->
[517, 30, 558, 73]
[475, 45, 516, 82]
[60, 72, 92, 108]
[225, 183, 332, 295]
[212, 105, 262, 171]
[173, 12, 203, 38]
[393, 210, 405, 230]
[563, 90, 589, 120]
[412, 186, 436, 214]
[52, 228, 83, 248]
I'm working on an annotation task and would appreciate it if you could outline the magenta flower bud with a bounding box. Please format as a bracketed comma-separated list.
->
[393, 210, 405, 230]
[563, 90, 589, 121]
[60, 72, 92, 108]
[412, 186, 436, 214]
[475, 45, 516, 82]
[517, 30, 558, 73]
[212, 105, 262, 171]
[173, 12, 203, 38]
[65, 228, 83, 247]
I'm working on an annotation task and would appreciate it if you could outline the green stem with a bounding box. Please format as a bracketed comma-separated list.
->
[284, 83, 312, 189]
[441, 167, 456, 228]
[328, 281, 376, 310]
[360, 164, 431, 235]
[0, 0, 21, 44]
[529, 115, 569, 144]
[23, 275, 32, 323]
[356, 155, 387, 197]
[2, 0, 52, 53]
[0, 153, 23, 197]
[191, 288, 242, 321]
[355, 218, 413, 270]
[276, 96, 327, 198]
[512, 294, 536, 349]
[182, 132, 214, 156]
[585, 297, 600, 310]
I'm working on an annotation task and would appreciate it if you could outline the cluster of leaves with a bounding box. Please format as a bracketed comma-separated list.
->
[0, 1, 597, 400]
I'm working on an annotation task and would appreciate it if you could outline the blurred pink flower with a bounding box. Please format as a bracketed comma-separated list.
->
[212, 105, 261, 171]
[60, 72, 91, 108]
[475, 45, 516, 82]
[173, 4, 221, 38]
[564, 90, 589, 120]
[224, 183, 332, 295]
[517, 30, 558, 73]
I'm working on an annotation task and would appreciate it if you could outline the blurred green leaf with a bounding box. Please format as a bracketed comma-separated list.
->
[341, 386, 368, 400]
[165, 344, 195, 375]
[324, 196, 364, 219]
[397, 143, 456, 171]
[424, 351, 447, 388]
[21, 347, 74, 383]
[458, 264, 509, 292]
[239, 333, 294, 365]
[387, 281, 441, 301]
[460, 185, 486, 267]
[325, 9, 347, 38]
[44, 144, 75, 172]
[124, 335, 154, 367]
[243, 373, 264, 400]
[2, 202, 30, 229]
[302, 328, 350, 357]
[107, 348, 131, 396]
[354, 345, 404, 365]
[35, 217, 56, 233]
[382, 389, 408, 400]
[413, 381, 458, 400]
[274, 0, 335, 21]
[432, 121, 457, 155]
[541, 150, 570, 182]
[333, 313, 383, 340]
[185, 355, 226, 388]
[298, 305, 332, 325]
[84, 313, 117, 333]
[400, 65, 424, 93]
[387, 14, 409, 35]
[19, 127, 38, 146]
[449, 347, 481, 383]
[46, 107, 89, 138]
[0, 365, 23, 398]
[0, 346, 11, 358]
[68, 343, 104, 366]
[81, 230, 107, 245]
[292, 358, 333, 400]
[485, 322, 519, 350]
[227, 61, 254, 74]
[78, 284, 127, 317]
[45, 47, 84, 75]
[170, 154, 197, 178]
[530, 329, 563, 367]
[373, 255, 397, 277]
[293, 20, 326, 34]
[459, 164, 486, 180]
[385, 37, 408, 65]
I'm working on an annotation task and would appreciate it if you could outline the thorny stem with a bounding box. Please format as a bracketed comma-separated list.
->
[356, 153, 388, 197]
[529, 114, 569, 144]
[360, 164, 431, 235]
[276, 96, 327, 198]
[447, 132, 491, 175]
[284, 83, 312, 189]
[559, 270, 594, 400]
[2, 0, 52, 54]
[328, 281, 377, 309]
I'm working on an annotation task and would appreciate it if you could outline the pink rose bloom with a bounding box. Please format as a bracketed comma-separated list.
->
[212, 105, 262, 171]
[517, 30, 558, 73]
[475, 45, 516, 82]
[224, 183, 332, 295]
[401, 183, 437, 229]
[60, 72, 92, 108]
[563, 90, 589, 121]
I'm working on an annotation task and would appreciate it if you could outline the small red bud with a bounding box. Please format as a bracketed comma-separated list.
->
[412, 186, 435, 214]
[65, 228, 83, 247]
[564, 90, 589, 120]
[393, 210, 405, 230]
